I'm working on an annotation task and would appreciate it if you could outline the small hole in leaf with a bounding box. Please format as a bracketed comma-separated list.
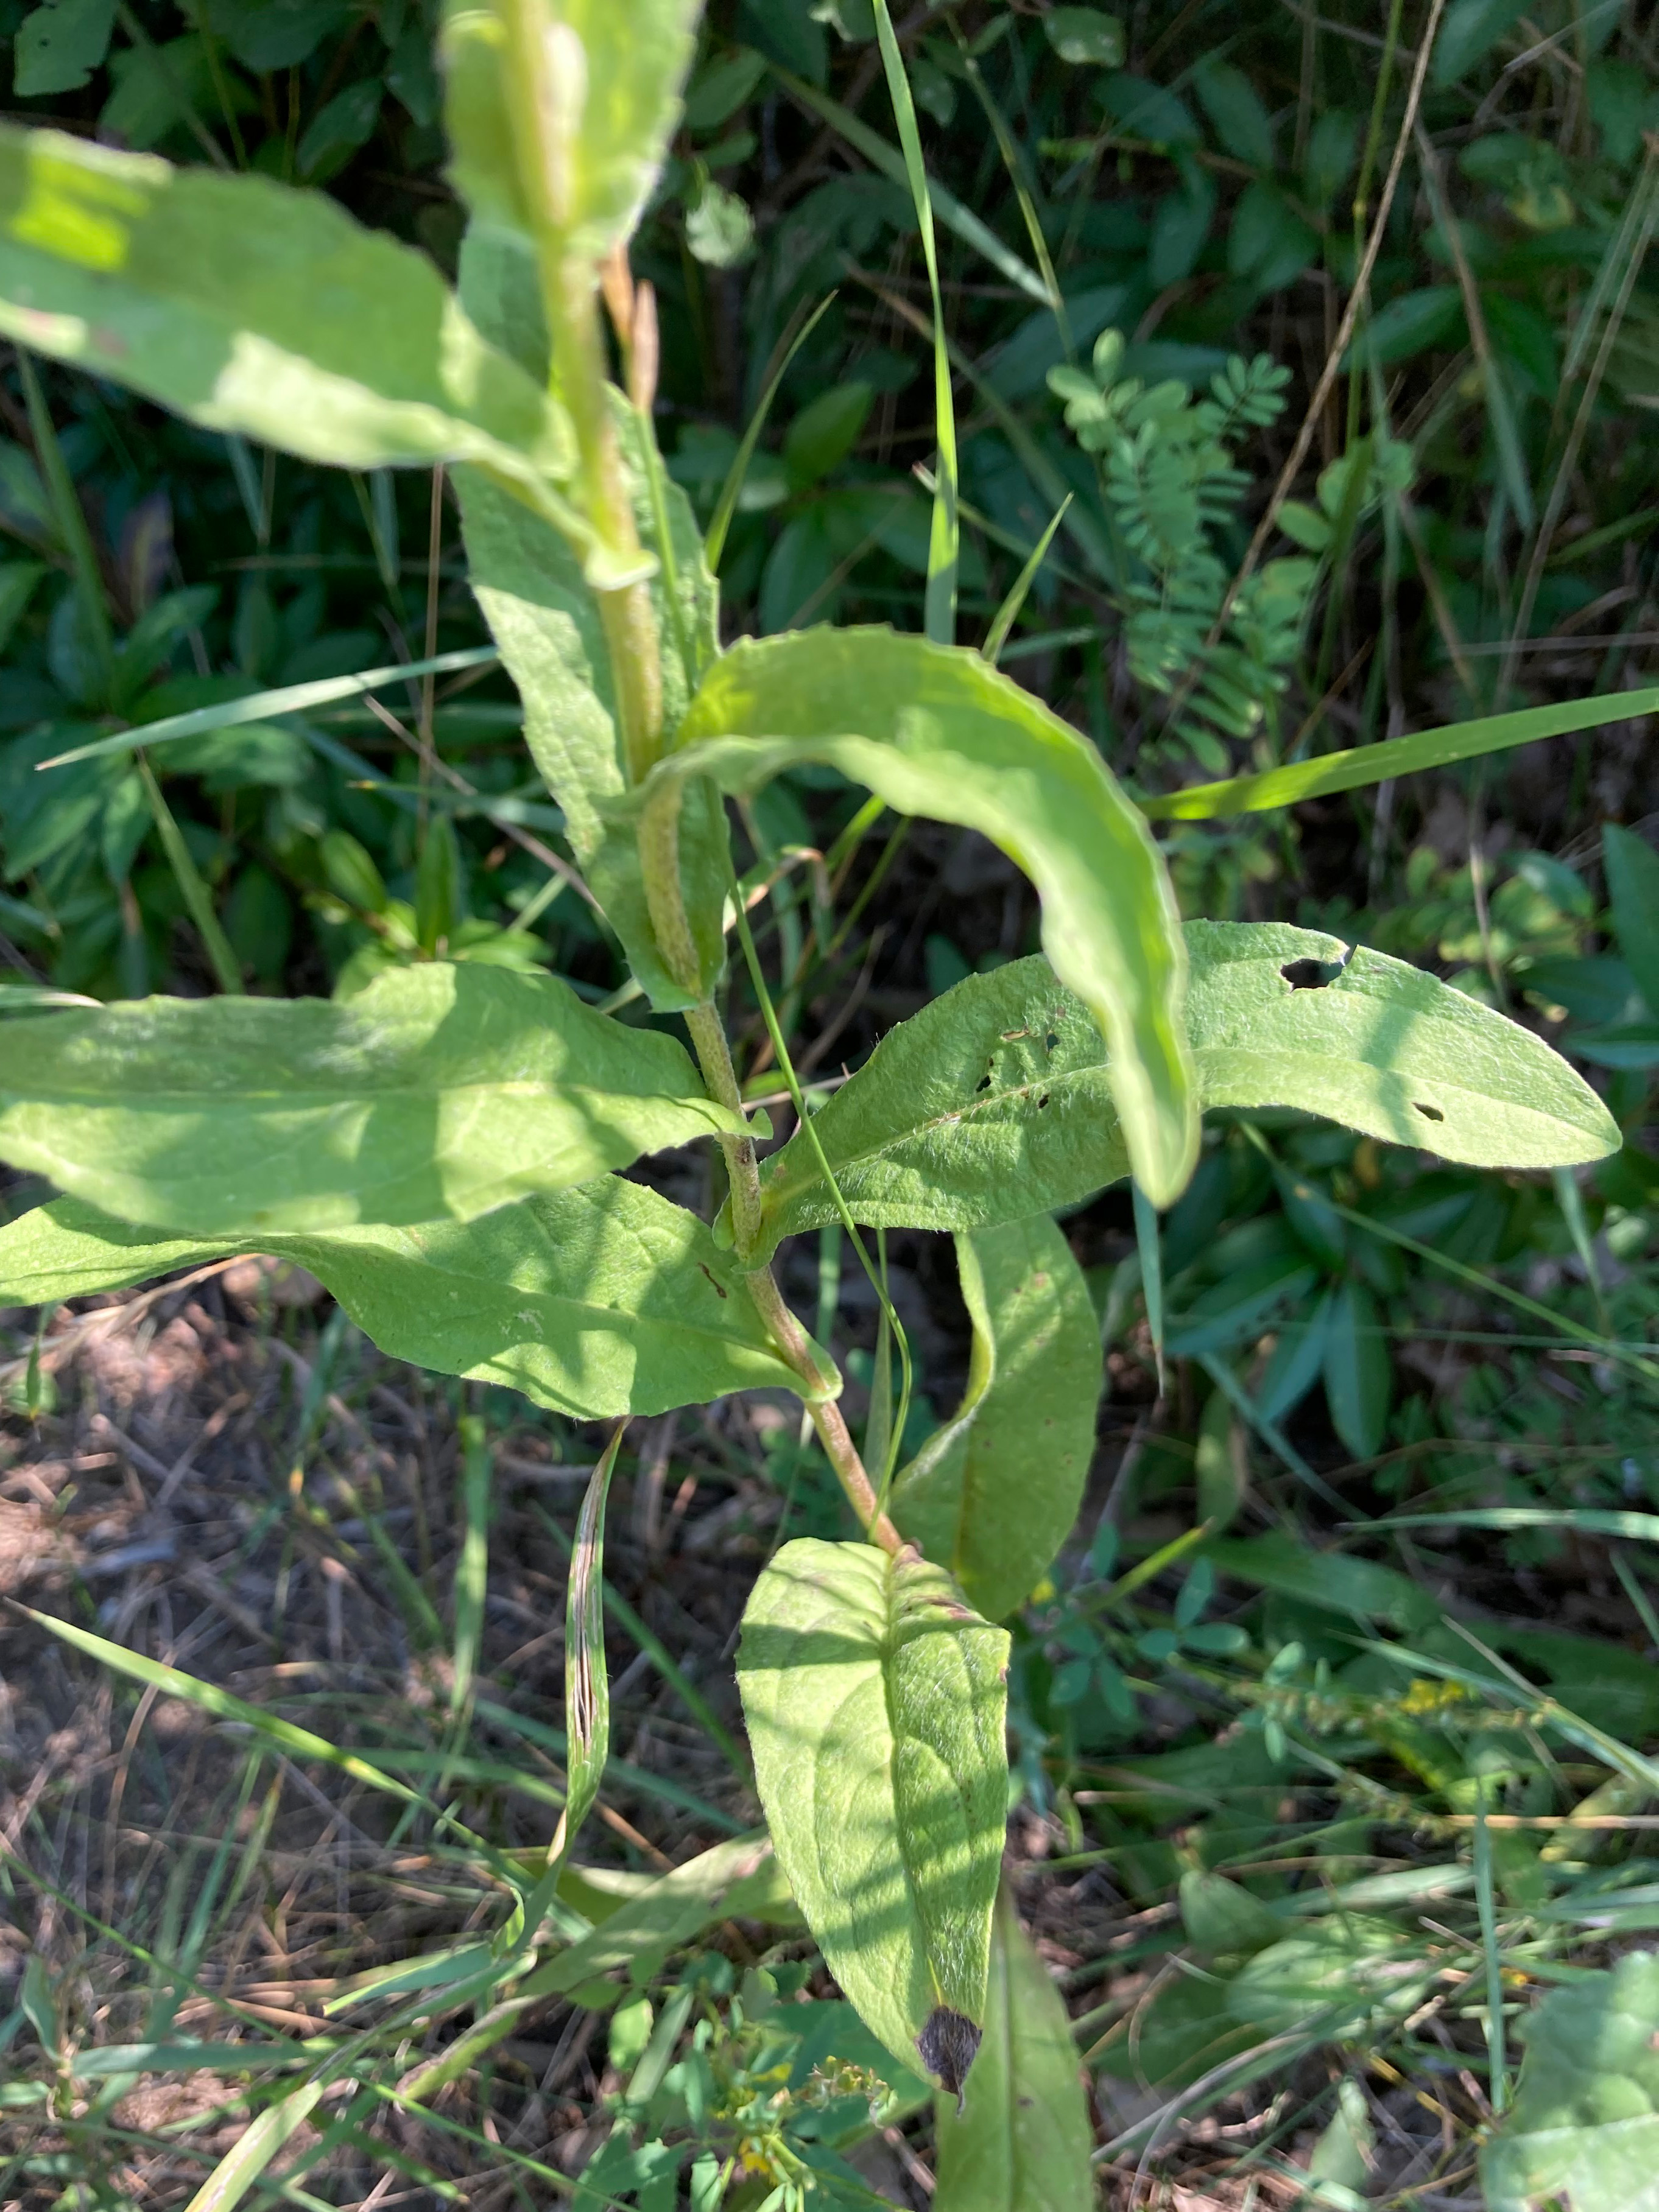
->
[1044, 1031, 1058, 1052]
[1281, 958, 1330, 989]
[1414, 1101, 1445, 1123]
[975, 1072, 993, 1092]
[1037, 1092, 1051, 1109]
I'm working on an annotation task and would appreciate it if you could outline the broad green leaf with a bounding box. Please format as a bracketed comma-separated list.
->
[932, 1886, 1094, 2212]
[1191, 920, 1618, 1170]
[1603, 824, 1659, 1016]
[1433, 0, 1531, 85]
[442, 0, 700, 261]
[1202, 1532, 1441, 1636]
[0, 127, 578, 524]
[0, 963, 743, 1234]
[1482, 1953, 1659, 2211]
[891, 1216, 1102, 1623]
[1141, 686, 1659, 821]
[752, 923, 1617, 1252]
[0, 1181, 814, 1417]
[15, 0, 115, 97]
[737, 1536, 1009, 2094]
[1225, 1918, 1435, 2043]
[671, 627, 1197, 1206]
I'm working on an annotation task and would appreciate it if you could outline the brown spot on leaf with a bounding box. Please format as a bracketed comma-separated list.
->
[697, 1263, 728, 1297]
[916, 2006, 982, 2106]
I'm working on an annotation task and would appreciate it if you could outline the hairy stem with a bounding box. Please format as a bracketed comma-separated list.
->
[677, 955, 899, 1550]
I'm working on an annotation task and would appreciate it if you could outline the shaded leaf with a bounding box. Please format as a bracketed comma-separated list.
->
[1603, 824, 1659, 1016]
[737, 1537, 1009, 2093]
[0, 963, 742, 1233]
[14, 0, 114, 99]
[933, 1886, 1094, 2212]
[1322, 1281, 1390, 1461]
[671, 627, 1198, 1206]
[0, 1179, 813, 1418]
[892, 1215, 1102, 1621]
[0, 127, 577, 524]
[1482, 1950, 1659, 2211]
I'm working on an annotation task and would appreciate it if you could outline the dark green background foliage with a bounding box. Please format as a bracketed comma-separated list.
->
[5, 0, 1659, 2202]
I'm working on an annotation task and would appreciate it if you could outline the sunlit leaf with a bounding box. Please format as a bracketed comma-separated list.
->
[0, 1179, 815, 1418]
[670, 627, 1198, 1206]
[932, 1886, 1094, 2212]
[0, 127, 576, 521]
[0, 963, 744, 1233]
[1482, 1942, 1659, 2210]
[738, 1536, 1009, 2095]
[892, 1215, 1102, 1622]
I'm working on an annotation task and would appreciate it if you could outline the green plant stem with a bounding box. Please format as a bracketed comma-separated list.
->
[545, 264, 663, 782]
[136, 757, 244, 995]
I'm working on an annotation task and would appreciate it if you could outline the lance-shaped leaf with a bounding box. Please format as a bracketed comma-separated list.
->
[441, 0, 700, 261]
[672, 628, 1197, 1206]
[0, 962, 742, 1234]
[736, 1536, 1009, 2096]
[1191, 919, 1619, 1165]
[0, 1180, 819, 1418]
[891, 1217, 1102, 1623]
[753, 922, 1618, 1249]
[933, 1885, 1096, 2212]
[1482, 1951, 1659, 2212]
[0, 127, 577, 524]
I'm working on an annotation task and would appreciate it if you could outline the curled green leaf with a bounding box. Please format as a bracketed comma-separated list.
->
[669, 626, 1199, 1206]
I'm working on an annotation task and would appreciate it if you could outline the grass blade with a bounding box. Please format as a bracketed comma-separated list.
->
[449, 1412, 493, 1722]
[705, 291, 836, 574]
[1140, 684, 1659, 821]
[770, 63, 1049, 306]
[983, 496, 1072, 665]
[181, 2082, 325, 2212]
[136, 757, 244, 995]
[38, 646, 499, 770]
[26, 1607, 424, 1805]
[872, 0, 957, 645]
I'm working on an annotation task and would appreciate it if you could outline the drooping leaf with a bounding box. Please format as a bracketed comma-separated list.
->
[1482, 1951, 1659, 2211]
[532, 1836, 797, 1996]
[0, 127, 577, 524]
[891, 1216, 1102, 1622]
[669, 626, 1198, 1206]
[0, 1181, 814, 1418]
[0, 963, 744, 1234]
[752, 923, 1617, 1251]
[441, 0, 700, 261]
[737, 1536, 1010, 2094]
[932, 1885, 1095, 2212]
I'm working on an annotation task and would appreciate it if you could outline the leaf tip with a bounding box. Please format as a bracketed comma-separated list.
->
[916, 2004, 981, 2105]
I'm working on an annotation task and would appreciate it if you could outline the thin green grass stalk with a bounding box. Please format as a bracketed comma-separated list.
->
[726, 863, 914, 1499]
[1473, 1806, 1508, 2115]
[16, 348, 114, 692]
[136, 757, 244, 995]
[1613, 1549, 1659, 1649]
[873, 0, 958, 646]
[984, 496, 1073, 665]
[954, 33, 1067, 334]
[1198, 1352, 1348, 1514]
[1132, 1183, 1166, 1397]
[448, 1410, 493, 1725]
[705, 292, 836, 574]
